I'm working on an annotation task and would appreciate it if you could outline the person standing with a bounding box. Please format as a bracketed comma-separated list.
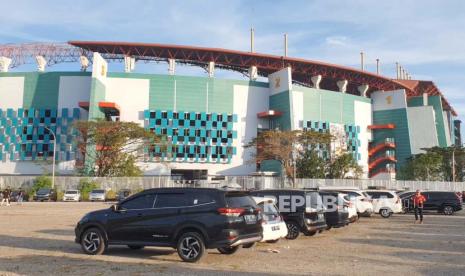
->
[1, 187, 11, 207]
[412, 190, 426, 224]
[17, 189, 24, 205]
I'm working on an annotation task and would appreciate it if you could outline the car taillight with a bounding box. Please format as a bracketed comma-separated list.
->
[217, 207, 245, 217]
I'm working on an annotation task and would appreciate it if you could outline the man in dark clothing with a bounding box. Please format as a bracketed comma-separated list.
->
[1, 187, 11, 206]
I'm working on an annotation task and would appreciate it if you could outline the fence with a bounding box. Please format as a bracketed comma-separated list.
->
[1, 175, 465, 192]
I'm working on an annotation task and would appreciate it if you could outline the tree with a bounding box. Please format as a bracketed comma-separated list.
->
[74, 120, 164, 177]
[398, 152, 443, 181]
[327, 153, 363, 179]
[245, 130, 332, 184]
[296, 148, 326, 179]
[424, 146, 465, 181]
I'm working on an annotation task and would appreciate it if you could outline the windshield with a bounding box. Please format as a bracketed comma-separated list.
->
[92, 190, 105, 193]
[225, 193, 257, 208]
[37, 189, 50, 194]
[258, 202, 279, 215]
[65, 191, 78, 194]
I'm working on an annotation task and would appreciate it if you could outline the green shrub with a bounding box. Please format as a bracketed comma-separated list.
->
[106, 189, 117, 201]
[32, 175, 52, 192]
[78, 178, 99, 201]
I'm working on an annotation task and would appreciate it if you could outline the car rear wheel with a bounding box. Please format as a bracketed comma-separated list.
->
[242, 242, 255, 248]
[127, 245, 144, 250]
[285, 221, 300, 240]
[266, 239, 280, 244]
[443, 206, 454, 215]
[326, 226, 332, 231]
[177, 232, 205, 262]
[217, 246, 240, 254]
[303, 230, 317, 236]
[380, 209, 392, 218]
[81, 228, 106, 255]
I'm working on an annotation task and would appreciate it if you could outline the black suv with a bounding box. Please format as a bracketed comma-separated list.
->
[250, 189, 327, 239]
[318, 191, 350, 229]
[75, 188, 262, 262]
[402, 191, 462, 215]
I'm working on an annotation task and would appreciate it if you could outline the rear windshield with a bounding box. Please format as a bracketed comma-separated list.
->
[65, 191, 78, 194]
[225, 193, 257, 208]
[258, 202, 279, 215]
[305, 191, 323, 209]
[92, 190, 105, 193]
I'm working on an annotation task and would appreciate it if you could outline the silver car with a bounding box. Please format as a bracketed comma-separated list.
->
[88, 189, 106, 202]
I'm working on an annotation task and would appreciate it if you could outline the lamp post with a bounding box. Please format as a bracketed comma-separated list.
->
[44, 126, 56, 189]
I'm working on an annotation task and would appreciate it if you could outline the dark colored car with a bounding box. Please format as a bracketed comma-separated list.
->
[75, 188, 263, 262]
[33, 188, 57, 202]
[402, 191, 462, 215]
[9, 190, 29, 202]
[116, 189, 132, 202]
[250, 189, 327, 240]
[318, 191, 350, 229]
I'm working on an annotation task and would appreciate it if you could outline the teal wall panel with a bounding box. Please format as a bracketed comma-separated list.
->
[270, 91, 292, 130]
[429, 96, 447, 147]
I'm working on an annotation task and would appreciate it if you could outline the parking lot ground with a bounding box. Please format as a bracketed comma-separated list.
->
[0, 202, 464, 276]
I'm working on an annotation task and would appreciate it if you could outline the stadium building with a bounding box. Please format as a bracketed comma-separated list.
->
[0, 41, 460, 180]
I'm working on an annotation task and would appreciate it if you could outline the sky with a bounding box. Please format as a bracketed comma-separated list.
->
[1, 0, 465, 125]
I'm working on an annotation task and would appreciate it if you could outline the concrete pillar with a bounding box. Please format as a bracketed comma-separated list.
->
[168, 58, 175, 75]
[337, 80, 348, 93]
[207, 61, 215, 78]
[311, 75, 322, 89]
[124, 56, 135, 73]
[0, 57, 12, 72]
[423, 93, 428, 106]
[248, 66, 258, 81]
[357, 84, 369, 97]
[35, 56, 47, 72]
[79, 56, 89, 72]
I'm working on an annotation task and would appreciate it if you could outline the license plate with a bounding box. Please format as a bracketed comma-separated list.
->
[271, 226, 280, 231]
[244, 215, 257, 224]
[318, 214, 324, 220]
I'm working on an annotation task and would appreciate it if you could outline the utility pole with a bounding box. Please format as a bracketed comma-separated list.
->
[452, 147, 456, 182]
[44, 126, 57, 189]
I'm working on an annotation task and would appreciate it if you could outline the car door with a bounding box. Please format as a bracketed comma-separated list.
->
[106, 193, 156, 243]
[422, 192, 436, 210]
[144, 192, 188, 244]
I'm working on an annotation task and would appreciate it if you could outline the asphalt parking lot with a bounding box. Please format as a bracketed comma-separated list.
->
[0, 202, 464, 276]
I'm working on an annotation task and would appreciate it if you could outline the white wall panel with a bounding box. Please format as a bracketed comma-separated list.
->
[58, 76, 91, 119]
[105, 78, 150, 126]
[371, 89, 407, 111]
[291, 91, 304, 129]
[0, 77, 24, 109]
[354, 100, 372, 177]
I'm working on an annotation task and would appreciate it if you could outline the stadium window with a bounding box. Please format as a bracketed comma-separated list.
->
[190, 120, 195, 127]
[195, 129, 201, 136]
[212, 121, 217, 128]
[189, 136, 195, 143]
[206, 130, 211, 137]
[201, 121, 206, 127]
[179, 120, 184, 126]
[184, 113, 189, 120]
[218, 114, 223, 121]
[150, 112, 156, 118]
[178, 136, 184, 142]
[207, 113, 212, 121]
[222, 122, 227, 129]
[173, 112, 179, 119]
[45, 109, 51, 117]
[173, 129, 178, 136]
[162, 111, 167, 118]
[184, 129, 189, 136]
[227, 115, 233, 122]
[196, 113, 201, 120]
[51, 118, 56, 124]
[161, 129, 167, 135]
[155, 119, 161, 125]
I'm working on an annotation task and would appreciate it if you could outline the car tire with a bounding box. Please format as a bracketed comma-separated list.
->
[217, 246, 240, 255]
[318, 230, 324, 233]
[326, 226, 332, 231]
[380, 208, 392, 218]
[266, 239, 280, 244]
[443, 205, 454, 215]
[80, 228, 106, 255]
[285, 221, 300, 240]
[127, 245, 145, 250]
[242, 242, 255, 249]
[176, 232, 206, 262]
[303, 230, 317, 236]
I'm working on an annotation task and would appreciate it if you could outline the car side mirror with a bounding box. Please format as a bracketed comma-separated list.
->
[111, 204, 120, 212]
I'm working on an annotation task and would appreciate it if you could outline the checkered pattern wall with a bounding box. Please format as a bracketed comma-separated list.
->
[144, 110, 237, 163]
[303, 120, 361, 161]
[0, 108, 80, 162]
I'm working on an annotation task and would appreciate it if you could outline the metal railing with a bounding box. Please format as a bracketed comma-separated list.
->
[1, 175, 464, 192]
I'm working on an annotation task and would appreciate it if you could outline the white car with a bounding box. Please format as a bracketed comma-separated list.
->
[88, 189, 106, 202]
[252, 197, 288, 243]
[364, 190, 403, 218]
[63, 190, 81, 202]
[340, 194, 358, 222]
[340, 189, 374, 217]
[320, 187, 373, 217]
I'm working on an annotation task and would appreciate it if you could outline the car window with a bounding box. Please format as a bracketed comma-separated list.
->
[65, 191, 78, 194]
[258, 202, 279, 215]
[189, 193, 215, 205]
[121, 194, 156, 210]
[367, 192, 393, 199]
[92, 190, 105, 193]
[306, 191, 323, 209]
[225, 193, 257, 208]
[154, 193, 188, 208]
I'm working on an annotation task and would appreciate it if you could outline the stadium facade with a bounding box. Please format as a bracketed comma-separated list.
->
[0, 41, 460, 180]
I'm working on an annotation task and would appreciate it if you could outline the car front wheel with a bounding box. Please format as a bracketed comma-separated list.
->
[443, 206, 454, 215]
[285, 221, 300, 240]
[380, 209, 392, 218]
[177, 232, 205, 262]
[217, 246, 240, 254]
[81, 228, 106, 255]
[242, 242, 255, 248]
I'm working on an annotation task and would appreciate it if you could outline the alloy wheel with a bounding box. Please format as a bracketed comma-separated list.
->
[286, 222, 300, 239]
[83, 231, 101, 253]
[180, 236, 201, 260]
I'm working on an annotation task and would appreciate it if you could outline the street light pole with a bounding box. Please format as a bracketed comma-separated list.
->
[44, 126, 56, 189]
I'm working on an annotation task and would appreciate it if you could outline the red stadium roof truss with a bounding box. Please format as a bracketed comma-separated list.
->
[0, 41, 455, 115]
